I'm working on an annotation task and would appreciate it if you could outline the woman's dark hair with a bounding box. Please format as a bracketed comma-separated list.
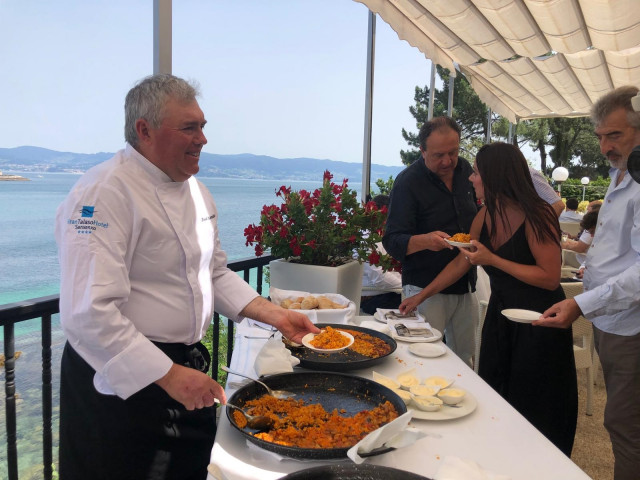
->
[580, 210, 599, 231]
[475, 142, 560, 245]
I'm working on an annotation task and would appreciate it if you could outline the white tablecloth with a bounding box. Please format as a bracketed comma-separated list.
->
[208, 316, 590, 480]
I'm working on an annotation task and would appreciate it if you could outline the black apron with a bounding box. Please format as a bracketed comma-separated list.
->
[59, 341, 216, 480]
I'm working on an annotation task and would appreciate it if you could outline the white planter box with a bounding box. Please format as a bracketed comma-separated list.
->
[269, 259, 364, 312]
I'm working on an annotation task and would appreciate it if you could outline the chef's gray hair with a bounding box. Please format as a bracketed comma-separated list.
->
[591, 85, 640, 130]
[124, 74, 201, 147]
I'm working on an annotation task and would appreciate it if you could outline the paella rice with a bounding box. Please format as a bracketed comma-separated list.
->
[448, 233, 471, 243]
[232, 409, 248, 428]
[310, 326, 350, 349]
[236, 394, 399, 448]
[340, 329, 392, 358]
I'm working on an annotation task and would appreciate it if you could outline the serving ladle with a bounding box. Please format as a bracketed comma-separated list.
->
[216, 399, 274, 431]
[221, 365, 295, 399]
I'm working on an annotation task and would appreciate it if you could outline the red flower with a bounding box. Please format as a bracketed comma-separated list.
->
[243, 171, 397, 269]
[276, 185, 291, 197]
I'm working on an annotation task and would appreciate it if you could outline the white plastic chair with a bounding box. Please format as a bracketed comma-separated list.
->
[561, 281, 598, 415]
[562, 249, 582, 269]
[560, 221, 582, 237]
[473, 300, 488, 373]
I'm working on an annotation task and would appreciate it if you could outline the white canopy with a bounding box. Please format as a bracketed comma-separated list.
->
[354, 0, 640, 122]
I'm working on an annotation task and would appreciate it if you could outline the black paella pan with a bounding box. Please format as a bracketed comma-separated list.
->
[225, 371, 407, 459]
[280, 464, 432, 480]
[285, 323, 397, 372]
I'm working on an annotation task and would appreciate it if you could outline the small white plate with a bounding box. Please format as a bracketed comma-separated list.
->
[373, 311, 424, 324]
[391, 327, 443, 343]
[375, 308, 423, 322]
[445, 238, 473, 248]
[501, 309, 542, 323]
[301, 330, 354, 352]
[409, 390, 477, 420]
[409, 343, 446, 358]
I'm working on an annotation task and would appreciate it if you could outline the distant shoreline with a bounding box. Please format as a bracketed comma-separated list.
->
[0, 173, 29, 181]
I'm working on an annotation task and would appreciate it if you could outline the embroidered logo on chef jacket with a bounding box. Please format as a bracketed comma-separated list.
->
[201, 214, 215, 222]
[66, 205, 109, 235]
[81, 206, 95, 218]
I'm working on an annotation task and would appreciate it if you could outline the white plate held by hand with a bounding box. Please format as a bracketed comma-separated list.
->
[409, 343, 446, 358]
[301, 330, 354, 353]
[501, 309, 542, 324]
[445, 238, 473, 248]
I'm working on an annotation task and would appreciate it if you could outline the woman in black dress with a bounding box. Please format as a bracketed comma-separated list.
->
[399, 142, 577, 455]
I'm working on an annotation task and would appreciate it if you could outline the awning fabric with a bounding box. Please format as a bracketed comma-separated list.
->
[354, 0, 640, 122]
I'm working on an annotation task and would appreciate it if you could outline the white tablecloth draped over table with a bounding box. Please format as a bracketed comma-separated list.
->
[208, 316, 589, 480]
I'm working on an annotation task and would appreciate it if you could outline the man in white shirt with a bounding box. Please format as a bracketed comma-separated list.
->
[561, 206, 600, 264]
[537, 86, 640, 480]
[55, 74, 318, 480]
[529, 167, 566, 217]
[558, 197, 583, 222]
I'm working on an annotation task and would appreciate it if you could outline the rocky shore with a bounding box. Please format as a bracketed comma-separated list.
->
[0, 171, 30, 181]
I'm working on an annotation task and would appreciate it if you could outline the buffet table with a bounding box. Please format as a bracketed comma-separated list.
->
[208, 316, 590, 480]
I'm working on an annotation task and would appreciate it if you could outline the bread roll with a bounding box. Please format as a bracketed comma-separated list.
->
[281, 299, 293, 309]
[317, 296, 347, 309]
[317, 297, 334, 309]
[301, 295, 319, 310]
[289, 302, 302, 309]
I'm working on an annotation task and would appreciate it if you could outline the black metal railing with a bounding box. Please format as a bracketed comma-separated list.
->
[0, 254, 274, 480]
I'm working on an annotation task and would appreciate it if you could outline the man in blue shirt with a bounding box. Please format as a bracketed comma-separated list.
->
[537, 86, 640, 480]
[383, 117, 479, 365]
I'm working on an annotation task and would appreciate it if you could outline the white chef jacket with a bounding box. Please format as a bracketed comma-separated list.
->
[55, 144, 258, 399]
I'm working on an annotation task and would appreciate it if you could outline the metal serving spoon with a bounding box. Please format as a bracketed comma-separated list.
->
[225, 402, 274, 431]
[216, 399, 274, 431]
[221, 365, 296, 399]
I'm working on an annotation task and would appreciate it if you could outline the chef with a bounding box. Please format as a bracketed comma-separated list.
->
[55, 73, 318, 480]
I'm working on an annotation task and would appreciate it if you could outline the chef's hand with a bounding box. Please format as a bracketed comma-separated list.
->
[462, 241, 492, 266]
[398, 294, 423, 316]
[273, 307, 320, 343]
[575, 266, 585, 279]
[241, 296, 320, 343]
[271, 308, 320, 343]
[155, 364, 226, 410]
[533, 299, 581, 329]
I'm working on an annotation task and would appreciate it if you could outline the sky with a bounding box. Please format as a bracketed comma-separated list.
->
[0, 0, 447, 168]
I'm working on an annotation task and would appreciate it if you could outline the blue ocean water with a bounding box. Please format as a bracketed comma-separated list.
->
[0, 172, 350, 306]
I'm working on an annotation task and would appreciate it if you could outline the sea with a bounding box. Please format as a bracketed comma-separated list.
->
[0, 172, 350, 306]
[0, 171, 361, 477]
